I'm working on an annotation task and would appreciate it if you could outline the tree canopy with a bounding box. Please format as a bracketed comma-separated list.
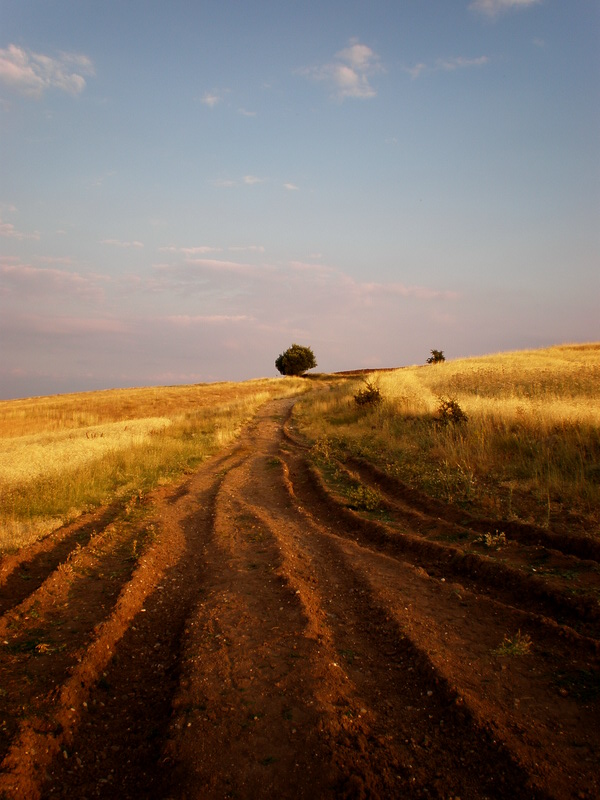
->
[275, 344, 317, 376]
[427, 349, 446, 364]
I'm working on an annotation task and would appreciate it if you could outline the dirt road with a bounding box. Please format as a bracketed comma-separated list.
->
[0, 397, 598, 798]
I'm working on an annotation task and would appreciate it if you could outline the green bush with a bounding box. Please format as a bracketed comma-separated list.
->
[275, 344, 317, 376]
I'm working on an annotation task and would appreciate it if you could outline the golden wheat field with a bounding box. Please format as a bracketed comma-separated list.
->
[296, 343, 600, 534]
[0, 378, 307, 552]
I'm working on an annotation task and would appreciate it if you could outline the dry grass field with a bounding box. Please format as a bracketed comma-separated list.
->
[0, 378, 307, 552]
[296, 343, 600, 535]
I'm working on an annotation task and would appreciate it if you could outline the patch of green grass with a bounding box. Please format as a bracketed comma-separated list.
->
[309, 443, 382, 514]
[345, 484, 381, 512]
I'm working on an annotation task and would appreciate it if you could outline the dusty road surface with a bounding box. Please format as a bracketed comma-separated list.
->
[0, 396, 598, 799]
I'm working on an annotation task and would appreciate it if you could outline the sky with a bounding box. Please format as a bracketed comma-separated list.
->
[0, 0, 599, 399]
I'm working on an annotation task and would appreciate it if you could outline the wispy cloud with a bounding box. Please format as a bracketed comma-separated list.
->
[0, 219, 40, 240]
[100, 238, 144, 248]
[438, 56, 489, 71]
[201, 89, 227, 107]
[228, 245, 265, 253]
[238, 108, 257, 117]
[243, 175, 266, 185]
[298, 39, 383, 101]
[159, 245, 222, 255]
[356, 280, 457, 302]
[160, 244, 264, 257]
[92, 169, 117, 188]
[152, 258, 262, 286]
[470, 0, 542, 17]
[212, 175, 267, 188]
[37, 256, 75, 266]
[0, 44, 94, 98]
[287, 261, 456, 302]
[405, 55, 489, 79]
[183, 258, 260, 276]
[25, 315, 129, 336]
[0, 259, 106, 301]
[406, 63, 427, 80]
[283, 183, 299, 191]
[153, 255, 457, 306]
[165, 314, 254, 326]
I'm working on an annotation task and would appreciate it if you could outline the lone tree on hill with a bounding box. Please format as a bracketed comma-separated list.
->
[275, 343, 317, 376]
[427, 349, 446, 365]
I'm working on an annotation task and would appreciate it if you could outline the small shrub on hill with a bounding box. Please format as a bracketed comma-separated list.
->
[427, 349, 446, 364]
[436, 397, 468, 426]
[354, 381, 382, 408]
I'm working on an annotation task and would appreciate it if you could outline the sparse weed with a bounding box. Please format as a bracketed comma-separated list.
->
[474, 531, 508, 550]
[310, 436, 335, 462]
[56, 562, 74, 579]
[125, 492, 144, 515]
[494, 630, 533, 656]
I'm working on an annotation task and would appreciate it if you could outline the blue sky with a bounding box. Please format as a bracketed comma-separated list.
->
[1, 0, 598, 399]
